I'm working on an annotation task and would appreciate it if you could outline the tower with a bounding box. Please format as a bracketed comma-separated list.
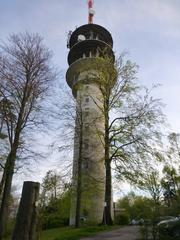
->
[66, 1, 115, 225]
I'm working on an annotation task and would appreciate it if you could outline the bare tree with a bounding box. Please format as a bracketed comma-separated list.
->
[50, 91, 88, 227]
[48, 86, 104, 227]
[41, 169, 66, 206]
[0, 93, 10, 199]
[0, 32, 56, 239]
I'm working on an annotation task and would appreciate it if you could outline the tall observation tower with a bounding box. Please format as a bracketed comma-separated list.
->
[66, 1, 115, 225]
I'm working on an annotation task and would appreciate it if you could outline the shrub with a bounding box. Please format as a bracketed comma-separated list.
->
[42, 213, 69, 229]
[114, 213, 130, 225]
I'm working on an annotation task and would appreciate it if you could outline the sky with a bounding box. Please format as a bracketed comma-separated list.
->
[1, 0, 180, 196]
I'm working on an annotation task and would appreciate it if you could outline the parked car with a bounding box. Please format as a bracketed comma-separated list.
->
[157, 215, 180, 238]
[131, 218, 144, 225]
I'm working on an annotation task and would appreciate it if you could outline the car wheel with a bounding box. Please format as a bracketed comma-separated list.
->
[172, 228, 180, 237]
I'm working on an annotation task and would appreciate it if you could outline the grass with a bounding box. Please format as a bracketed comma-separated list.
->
[40, 225, 119, 240]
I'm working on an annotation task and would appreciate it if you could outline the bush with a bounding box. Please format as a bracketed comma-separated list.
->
[40, 190, 71, 230]
[42, 213, 69, 229]
[140, 225, 150, 240]
[114, 213, 130, 225]
[3, 219, 15, 239]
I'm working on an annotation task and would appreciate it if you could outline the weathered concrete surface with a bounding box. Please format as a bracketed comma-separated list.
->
[80, 226, 141, 240]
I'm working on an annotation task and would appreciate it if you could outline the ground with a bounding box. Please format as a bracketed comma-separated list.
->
[80, 226, 140, 240]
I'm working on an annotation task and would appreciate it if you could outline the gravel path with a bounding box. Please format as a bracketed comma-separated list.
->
[80, 226, 141, 240]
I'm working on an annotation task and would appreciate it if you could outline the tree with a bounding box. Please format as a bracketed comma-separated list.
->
[71, 95, 84, 228]
[89, 54, 164, 225]
[40, 189, 71, 229]
[137, 169, 162, 207]
[160, 132, 180, 214]
[48, 87, 102, 227]
[48, 88, 83, 227]
[161, 165, 179, 207]
[0, 97, 9, 199]
[117, 192, 154, 221]
[41, 170, 66, 206]
[0, 32, 56, 239]
[51, 53, 164, 227]
[134, 166, 163, 240]
[40, 170, 71, 229]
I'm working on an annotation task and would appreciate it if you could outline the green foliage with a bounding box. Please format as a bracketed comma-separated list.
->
[42, 214, 68, 229]
[158, 133, 180, 217]
[40, 190, 71, 229]
[3, 219, 15, 239]
[161, 165, 179, 210]
[114, 213, 130, 225]
[137, 170, 162, 206]
[140, 225, 150, 240]
[40, 170, 71, 230]
[117, 192, 154, 221]
[41, 170, 66, 204]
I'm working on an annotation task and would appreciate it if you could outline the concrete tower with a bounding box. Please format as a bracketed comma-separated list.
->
[66, 1, 114, 225]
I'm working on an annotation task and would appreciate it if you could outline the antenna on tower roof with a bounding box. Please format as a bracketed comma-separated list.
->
[88, 0, 95, 24]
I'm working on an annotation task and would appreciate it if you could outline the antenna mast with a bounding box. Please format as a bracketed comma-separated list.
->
[88, 0, 95, 24]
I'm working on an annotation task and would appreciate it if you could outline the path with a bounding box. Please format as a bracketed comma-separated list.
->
[80, 226, 141, 240]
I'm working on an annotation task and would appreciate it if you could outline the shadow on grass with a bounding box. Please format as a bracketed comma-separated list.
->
[40, 225, 119, 240]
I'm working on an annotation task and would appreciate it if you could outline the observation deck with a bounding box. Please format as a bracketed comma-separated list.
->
[67, 24, 114, 66]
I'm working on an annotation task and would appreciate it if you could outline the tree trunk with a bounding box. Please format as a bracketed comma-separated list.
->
[12, 181, 40, 240]
[0, 79, 27, 239]
[0, 167, 6, 199]
[103, 101, 113, 225]
[75, 127, 83, 228]
[0, 151, 16, 240]
[104, 160, 113, 225]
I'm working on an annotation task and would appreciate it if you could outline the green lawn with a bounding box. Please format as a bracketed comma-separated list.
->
[40, 225, 118, 240]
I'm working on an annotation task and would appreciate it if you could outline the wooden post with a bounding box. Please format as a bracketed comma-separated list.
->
[12, 181, 40, 240]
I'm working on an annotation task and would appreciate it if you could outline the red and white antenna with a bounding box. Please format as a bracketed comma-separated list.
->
[88, 0, 95, 24]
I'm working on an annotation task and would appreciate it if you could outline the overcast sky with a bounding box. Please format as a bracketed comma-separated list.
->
[1, 0, 180, 195]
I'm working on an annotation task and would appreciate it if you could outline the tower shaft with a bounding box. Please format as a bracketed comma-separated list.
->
[66, 24, 115, 225]
[71, 71, 105, 224]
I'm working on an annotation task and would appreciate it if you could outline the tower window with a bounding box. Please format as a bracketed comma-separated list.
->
[84, 123, 89, 132]
[74, 74, 78, 83]
[85, 85, 89, 90]
[84, 111, 89, 117]
[90, 31, 93, 39]
[84, 107, 89, 118]
[83, 158, 89, 170]
[84, 141, 89, 150]
[85, 97, 89, 103]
